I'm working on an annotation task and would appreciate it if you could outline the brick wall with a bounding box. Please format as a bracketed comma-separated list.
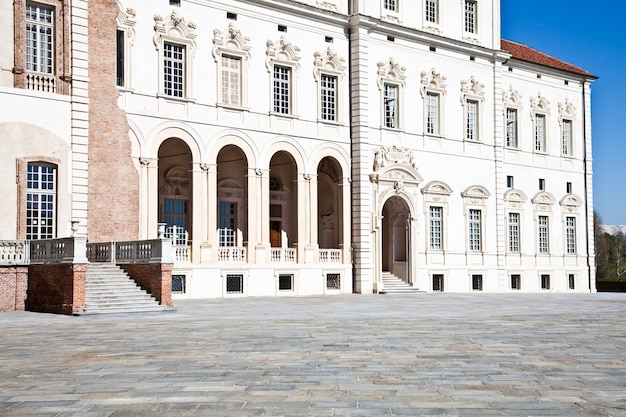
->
[120, 263, 173, 308]
[87, 0, 139, 241]
[0, 267, 28, 311]
[27, 264, 86, 315]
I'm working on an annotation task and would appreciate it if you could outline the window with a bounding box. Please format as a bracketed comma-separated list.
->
[511, 274, 521, 290]
[326, 273, 341, 290]
[170, 0, 180, 5]
[541, 274, 550, 290]
[539, 178, 545, 191]
[508, 212, 520, 253]
[226, 274, 244, 294]
[568, 274, 575, 290]
[26, 163, 57, 240]
[433, 274, 444, 291]
[466, 99, 478, 140]
[566, 182, 572, 194]
[172, 275, 186, 294]
[562, 119, 572, 156]
[220, 55, 241, 106]
[566, 216, 576, 254]
[384, 0, 397, 12]
[429, 206, 443, 250]
[279, 274, 293, 291]
[426, 92, 439, 134]
[538, 215, 549, 254]
[464, 0, 477, 34]
[26, 3, 54, 75]
[534, 114, 546, 152]
[425, 0, 438, 23]
[472, 274, 483, 291]
[163, 42, 185, 97]
[506, 108, 518, 148]
[116, 29, 125, 87]
[320, 74, 337, 121]
[219, 202, 236, 247]
[468, 209, 481, 251]
[273, 65, 291, 114]
[383, 83, 398, 128]
[507, 175, 514, 188]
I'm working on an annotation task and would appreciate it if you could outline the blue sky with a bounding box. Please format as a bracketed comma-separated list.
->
[501, 1, 626, 226]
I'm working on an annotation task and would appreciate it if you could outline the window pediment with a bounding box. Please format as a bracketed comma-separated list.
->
[532, 191, 556, 211]
[377, 58, 406, 88]
[504, 189, 527, 203]
[420, 68, 447, 94]
[212, 23, 251, 59]
[558, 98, 577, 120]
[314, 47, 346, 77]
[153, 10, 197, 49]
[530, 93, 550, 116]
[266, 35, 301, 70]
[422, 181, 452, 196]
[560, 194, 582, 208]
[503, 85, 522, 108]
[460, 76, 485, 100]
[462, 185, 490, 201]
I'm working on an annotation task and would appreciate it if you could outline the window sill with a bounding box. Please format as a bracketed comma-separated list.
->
[317, 118, 343, 126]
[269, 112, 299, 120]
[157, 93, 196, 104]
[116, 86, 135, 93]
[381, 126, 405, 133]
[424, 132, 445, 139]
[217, 103, 250, 112]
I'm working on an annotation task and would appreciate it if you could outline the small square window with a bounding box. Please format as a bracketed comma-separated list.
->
[429, 46, 436, 52]
[170, 0, 180, 6]
[226, 274, 244, 293]
[172, 275, 186, 294]
[279, 274, 293, 291]
[278, 25, 287, 32]
[326, 273, 341, 290]
[387, 36, 395, 42]
[433, 274, 444, 292]
[325, 36, 333, 43]
[472, 274, 483, 291]
[227, 12, 237, 20]
[511, 274, 521, 290]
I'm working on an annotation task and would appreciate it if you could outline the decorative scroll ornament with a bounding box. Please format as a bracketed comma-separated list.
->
[373, 145, 416, 171]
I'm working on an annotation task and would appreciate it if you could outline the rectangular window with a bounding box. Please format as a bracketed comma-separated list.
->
[425, 0, 438, 23]
[511, 274, 521, 290]
[226, 274, 244, 294]
[466, 99, 478, 140]
[278, 274, 293, 291]
[508, 212, 520, 253]
[538, 215, 549, 254]
[539, 178, 545, 191]
[541, 274, 550, 290]
[562, 119, 572, 156]
[433, 274, 444, 292]
[507, 175, 514, 188]
[535, 114, 546, 152]
[464, 0, 477, 33]
[26, 3, 54, 74]
[429, 206, 443, 250]
[566, 182, 572, 194]
[221, 55, 241, 106]
[273, 65, 291, 114]
[568, 274, 575, 290]
[320, 74, 337, 121]
[163, 42, 185, 97]
[472, 274, 483, 291]
[116, 29, 125, 87]
[326, 273, 341, 290]
[506, 108, 517, 148]
[426, 92, 439, 135]
[566, 216, 576, 254]
[384, 0, 397, 12]
[218, 202, 236, 247]
[26, 163, 56, 240]
[383, 83, 398, 128]
[468, 209, 481, 251]
[172, 275, 186, 294]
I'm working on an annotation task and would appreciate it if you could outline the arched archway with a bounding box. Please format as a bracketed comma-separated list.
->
[158, 138, 192, 243]
[317, 157, 343, 249]
[381, 196, 411, 282]
[216, 145, 248, 249]
[269, 151, 297, 251]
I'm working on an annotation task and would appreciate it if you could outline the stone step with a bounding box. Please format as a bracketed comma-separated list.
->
[380, 272, 424, 294]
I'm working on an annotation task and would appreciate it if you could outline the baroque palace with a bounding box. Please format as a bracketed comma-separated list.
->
[0, 0, 597, 301]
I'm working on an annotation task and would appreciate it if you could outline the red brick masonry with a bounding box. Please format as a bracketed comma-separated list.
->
[120, 263, 173, 308]
[0, 267, 28, 311]
[27, 264, 87, 315]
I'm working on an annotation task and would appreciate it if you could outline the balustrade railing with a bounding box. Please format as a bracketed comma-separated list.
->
[26, 72, 56, 93]
[319, 249, 342, 263]
[174, 245, 191, 263]
[29, 238, 87, 264]
[0, 240, 30, 265]
[271, 248, 296, 263]
[217, 247, 246, 262]
[86, 239, 173, 264]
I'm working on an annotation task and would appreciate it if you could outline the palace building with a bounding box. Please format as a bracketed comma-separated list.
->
[0, 0, 597, 299]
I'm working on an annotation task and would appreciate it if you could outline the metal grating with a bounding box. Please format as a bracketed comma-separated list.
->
[226, 274, 244, 293]
[326, 273, 340, 290]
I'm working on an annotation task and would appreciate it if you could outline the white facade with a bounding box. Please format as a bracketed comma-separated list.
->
[1, 0, 596, 297]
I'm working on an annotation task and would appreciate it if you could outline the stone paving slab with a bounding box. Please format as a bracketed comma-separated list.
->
[0, 293, 625, 416]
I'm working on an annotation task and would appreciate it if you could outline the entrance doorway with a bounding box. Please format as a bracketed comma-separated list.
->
[381, 196, 411, 283]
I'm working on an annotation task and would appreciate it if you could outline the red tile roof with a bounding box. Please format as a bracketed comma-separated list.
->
[501, 39, 594, 78]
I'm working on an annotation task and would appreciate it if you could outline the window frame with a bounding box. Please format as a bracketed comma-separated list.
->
[534, 113, 547, 153]
[162, 41, 186, 98]
[116, 5, 136, 90]
[537, 214, 550, 254]
[505, 107, 519, 148]
[420, 68, 446, 137]
[508, 212, 520, 253]
[314, 47, 346, 124]
[463, 0, 478, 35]
[468, 208, 482, 252]
[426, 92, 440, 135]
[561, 118, 573, 157]
[25, 3, 55, 75]
[383, 82, 399, 129]
[428, 206, 443, 251]
[25, 162, 58, 240]
[266, 35, 301, 117]
[377, 58, 406, 130]
[212, 23, 251, 109]
[153, 10, 197, 101]
[565, 216, 576, 255]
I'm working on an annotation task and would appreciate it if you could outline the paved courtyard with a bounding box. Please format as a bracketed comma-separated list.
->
[1, 293, 626, 417]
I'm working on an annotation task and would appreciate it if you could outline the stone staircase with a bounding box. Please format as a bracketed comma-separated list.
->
[379, 271, 425, 294]
[80, 263, 167, 315]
